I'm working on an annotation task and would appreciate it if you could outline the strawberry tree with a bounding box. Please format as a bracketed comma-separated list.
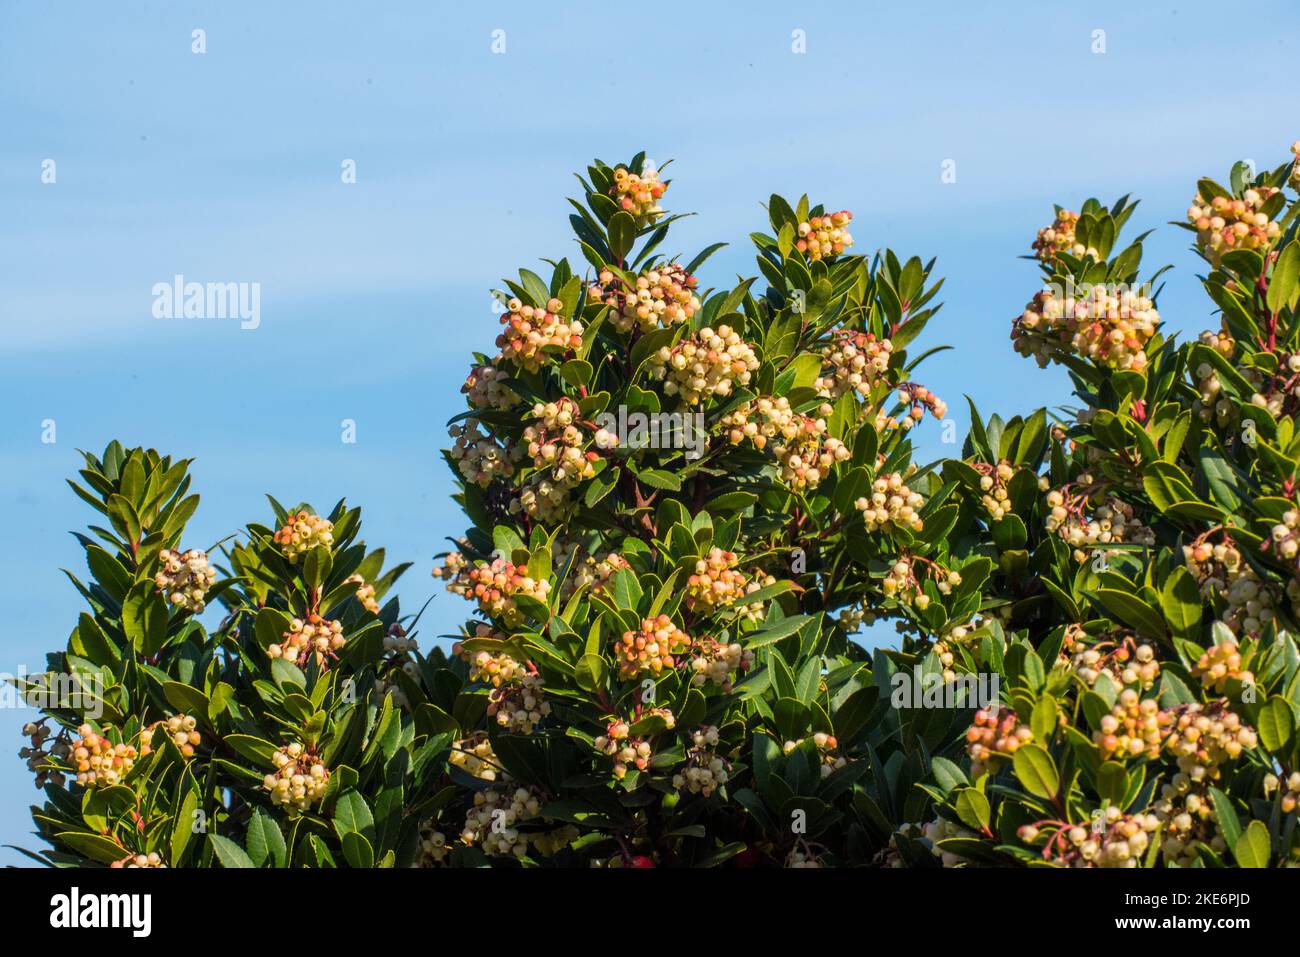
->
[16, 143, 1300, 868]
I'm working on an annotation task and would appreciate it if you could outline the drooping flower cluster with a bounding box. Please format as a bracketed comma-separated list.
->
[795, 210, 853, 261]
[688, 637, 754, 691]
[1187, 187, 1283, 266]
[441, 556, 551, 628]
[965, 706, 1033, 777]
[594, 718, 649, 779]
[154, 548, 218, 613]
[673, 726, 730, 796]
[1093, 690, 1165, 761]
[262, 742, 329, 811]
[612, 165, 667, 225]
[1044, 481, 1156, 562]
[1019, 808, 1159, 868]
[783, 732, 846, 778]
[894, 382, 949, 430]
[1183, 537, 1279, 636]
[615, 615, 691, 678]
[1031, 208, 1090, 263]
[19, 721, 68, 789]
[415, 822, 450, 866]
[520, 400, 598, 493]
[461, 363, 519, 411]
[646, 326, 759, 404]
[496, 297, 583, 373]
[815, 332, 893, 400]
[112, 852, 166, 869]
[589, 264, 700, 333]
[921, 817, 980, 867]
[1012, 283, 1160, 372]
[1151, 784, 1225, 866]
[141, 713, 201, 758]
[857, 473, 925, 534]
[69, 724, 139, 788]
[1064, 630, 1160, 691]
[722, 396, 849, 490]
[449, 732, 501, 781]
[448, 419, 514, 487]
[1191, 638, 1253, 693]
[977, 461, 1015, 521]
[684, 548, 753, 614]
[460, 787, 542, 858]
[1163, 701, 1257, 784]
[269, 613, 346, 668]
[344, 573, 380, 614]
[461, 646, 550, 734]
[273, 511, 335, 562]
[554, 544, 628, 601]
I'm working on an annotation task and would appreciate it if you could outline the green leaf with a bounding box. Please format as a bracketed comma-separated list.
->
[1258, 697, 1295, 754]
[209, 834, 255, 868]
[1011, 745, 1059, 800]
[121, 582, 168, 656]
[1267, 241, 1300, 315]
[1233, 820, 1270, 868]
[245, 809, 287, 868]
[954, 788, 990, 832]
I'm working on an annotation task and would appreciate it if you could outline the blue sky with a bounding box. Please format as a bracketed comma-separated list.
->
[1, 0, 1297, 863]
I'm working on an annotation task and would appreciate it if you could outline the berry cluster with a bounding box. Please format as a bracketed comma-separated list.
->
[615, 615, 691, 678]
[1280, 771, 1300, 813]
[815, 332, 893, 400]
[1093, 690, 1165, 761]
[461, 363, 519, 411]
[154, 548, 218, 613]
[262, 742, 329, 811]
[1044, 481, 1155, 562]
[612, 166, 667, 225]
[673, 726, 730, 796]
[965, 706, 1033, 777]
[415, 822, 450, 866]
[496, 297, 583, 373]
[688, 637, 754, 691]
[269, 613, 346, 669]
[1187, 187, 1283, 266]
[112, 853, 166, 869]
[589, 264, 700, 334]
[856, 473, 925, 534]
[646, 325, 759, 404]
[1013, 283, 1160, 372]
[1031, 209, 1090, 262]
[448, 419, 514, 487]
[554, 545, 629, 601]
[893, 382, 949, 431]
[441, 556, 551, 628]
[69, 724, 139, 788]
[795, 210, 854, 261]
[273, 510, 334, 562]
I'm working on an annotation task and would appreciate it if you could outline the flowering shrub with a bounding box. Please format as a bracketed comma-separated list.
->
[16, 145, 1300, 868]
